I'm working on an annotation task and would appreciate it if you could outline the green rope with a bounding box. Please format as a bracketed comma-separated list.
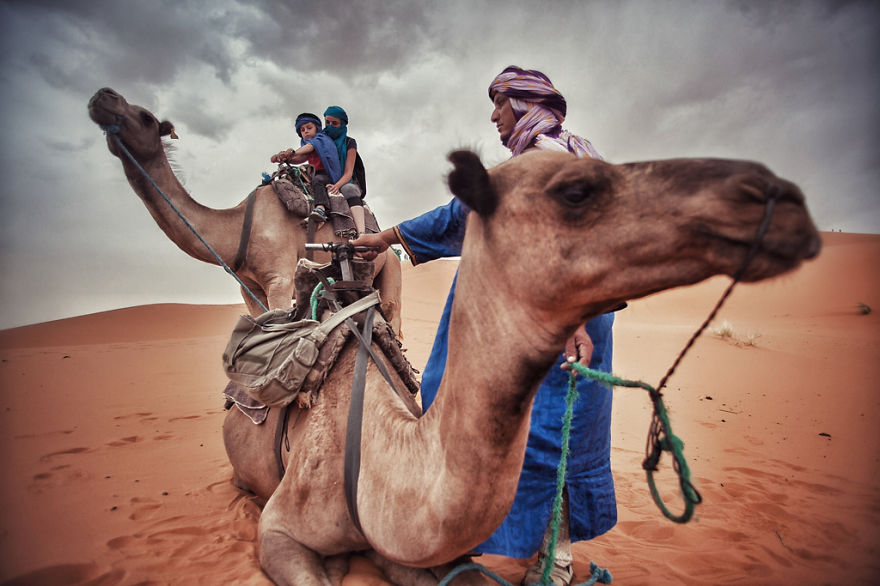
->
[540, 372, 579, 584]
[287, 165, 314, 202]
[310, 278, 335, 320]
[567, 363, 701, 523]
[441, 362, 699, 585]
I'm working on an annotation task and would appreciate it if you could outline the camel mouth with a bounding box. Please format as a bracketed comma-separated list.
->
[706, 227, 821, 282]
[88, 88, 123, 126]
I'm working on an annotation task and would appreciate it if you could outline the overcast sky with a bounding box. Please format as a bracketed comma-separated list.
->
[0, 0, 877, 329]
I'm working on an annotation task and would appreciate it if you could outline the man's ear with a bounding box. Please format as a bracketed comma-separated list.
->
[446, 150, 497, 217]
[159, 121, 179, 139]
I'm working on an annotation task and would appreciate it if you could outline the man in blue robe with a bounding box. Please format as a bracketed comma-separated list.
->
[353, 66, 616, 586]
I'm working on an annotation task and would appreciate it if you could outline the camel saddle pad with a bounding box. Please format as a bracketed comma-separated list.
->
[223, 292, 382, 408]
[223, 305, 419, 418]
[271, 164, 315, 217]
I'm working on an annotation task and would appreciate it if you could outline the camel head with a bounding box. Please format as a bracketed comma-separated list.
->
[88, 87, 176, 163]
[449, 149, 821, 336]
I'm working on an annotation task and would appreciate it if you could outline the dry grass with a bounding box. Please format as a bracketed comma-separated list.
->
[711, 320, 761, 347]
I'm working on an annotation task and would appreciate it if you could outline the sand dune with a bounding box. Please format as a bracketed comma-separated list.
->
[1, 232, 877, 585]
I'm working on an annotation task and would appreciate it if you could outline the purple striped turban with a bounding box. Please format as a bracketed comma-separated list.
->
[489, 66, 602, 160]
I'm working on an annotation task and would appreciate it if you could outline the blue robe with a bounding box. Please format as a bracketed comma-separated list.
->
[396, 198, 617, 558]
[302, 134, 343, 182]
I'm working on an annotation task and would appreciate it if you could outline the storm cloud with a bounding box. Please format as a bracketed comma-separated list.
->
[1, 0, 877, 328]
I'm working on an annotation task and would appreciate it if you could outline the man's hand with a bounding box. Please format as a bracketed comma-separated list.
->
[350, 233, 389, 261]
[562, 325, 593, 370]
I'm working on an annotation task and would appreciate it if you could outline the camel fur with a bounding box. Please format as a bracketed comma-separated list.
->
[87, 88, 401, 331]
[222, 148, 819, 585]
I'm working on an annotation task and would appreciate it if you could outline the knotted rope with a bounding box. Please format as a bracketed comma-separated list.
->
[100, 117, 269, 313]
[568, 364, 700, 524]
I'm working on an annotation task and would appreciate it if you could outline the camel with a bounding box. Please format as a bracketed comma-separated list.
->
[87, 87, 401, 330]
[221, 148, 820, 585]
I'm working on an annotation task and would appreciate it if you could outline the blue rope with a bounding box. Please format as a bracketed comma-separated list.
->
[437, 562, 513, 586]
[437, 561, 611, 586]
[100, 120, 269, 313]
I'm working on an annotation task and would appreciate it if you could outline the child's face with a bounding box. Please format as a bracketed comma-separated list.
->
[324, 115, 344, 128]
[299, 122, 318, 140]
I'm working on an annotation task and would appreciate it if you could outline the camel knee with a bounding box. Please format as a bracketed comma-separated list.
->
[264, 277, 295, 311]
[259, 526, 332, 586]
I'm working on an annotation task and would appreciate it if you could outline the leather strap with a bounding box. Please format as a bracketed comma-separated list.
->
[344, 306, 375, 535]
[306, 217, 317, 261]
[231, 189, 257, 272]
[274, 403, 291, 480]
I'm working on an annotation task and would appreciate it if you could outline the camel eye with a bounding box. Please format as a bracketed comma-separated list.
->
[554, 185, 593, 207]
[140, 111, 156, 127]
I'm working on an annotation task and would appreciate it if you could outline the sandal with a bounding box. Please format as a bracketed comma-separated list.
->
[521, 558, 574, 586]
[309, 206, 328, 222]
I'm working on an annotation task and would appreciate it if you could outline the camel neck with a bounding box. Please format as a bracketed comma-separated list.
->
[122, 152, 232, 266]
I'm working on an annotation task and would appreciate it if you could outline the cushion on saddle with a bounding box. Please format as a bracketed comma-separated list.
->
[223, 259, 419, 422]
[271, 165, 315, 217]
[223, 304, 420, 421]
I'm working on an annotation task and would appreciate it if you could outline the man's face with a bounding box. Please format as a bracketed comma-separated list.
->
[491, 93, 516, 141]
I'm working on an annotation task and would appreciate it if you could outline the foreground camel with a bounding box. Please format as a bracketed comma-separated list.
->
[87, 88, 401, 329]
[223, 148, 820, 584]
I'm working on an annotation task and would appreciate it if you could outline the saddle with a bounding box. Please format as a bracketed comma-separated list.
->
[223, 258, 419, 423]
[268, 165, 381, 239]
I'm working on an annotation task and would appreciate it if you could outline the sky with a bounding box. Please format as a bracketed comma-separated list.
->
[0, 0, 878, 329]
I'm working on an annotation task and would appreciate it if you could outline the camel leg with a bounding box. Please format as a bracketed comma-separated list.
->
[325, 554, 349, 586]
[241, 286, 270, 317]
[264, 275, 295, 311]
[364, 551, 489, 585]
[259, 524, 332, 586]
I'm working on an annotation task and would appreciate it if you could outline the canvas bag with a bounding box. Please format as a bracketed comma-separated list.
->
[222, 291, 380, 407]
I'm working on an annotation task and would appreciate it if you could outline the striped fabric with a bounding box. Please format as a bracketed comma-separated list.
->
[489, 66, 603, 160]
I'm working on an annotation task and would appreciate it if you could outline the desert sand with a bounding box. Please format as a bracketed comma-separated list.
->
[1, 232, 878, 585]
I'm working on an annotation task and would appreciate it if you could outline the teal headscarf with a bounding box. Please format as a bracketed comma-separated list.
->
[323, 106, 349, 174]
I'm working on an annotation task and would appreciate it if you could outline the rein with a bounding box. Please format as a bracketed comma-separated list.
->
[99, 116, 269, 313]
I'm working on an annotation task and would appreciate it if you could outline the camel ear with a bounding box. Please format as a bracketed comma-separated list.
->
[447, 150, 497, 217]
[159, 121, 179, 139]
